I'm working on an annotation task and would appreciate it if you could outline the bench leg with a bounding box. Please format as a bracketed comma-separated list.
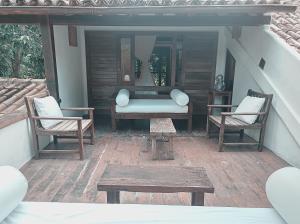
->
[107, 190, 120, 204]
[188, 117, 192, 133]
[53, 135, 58, 144]
[191, 192, 204, 206]
[111, 118, 116, 132]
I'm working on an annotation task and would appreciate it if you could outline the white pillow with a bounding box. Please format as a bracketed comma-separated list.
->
[116, 89, 130, 107]
[170, 89, 189, 106]
[266, 167, 300, 224]
[232, 96, 265, 124]
[0, 166, 28, 223]
[34, 96, 63, 129]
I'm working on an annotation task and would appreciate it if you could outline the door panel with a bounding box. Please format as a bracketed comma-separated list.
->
[182, 32, 218, 115]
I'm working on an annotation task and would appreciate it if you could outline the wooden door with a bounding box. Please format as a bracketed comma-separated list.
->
[85, 31, 119, 115]
[182, 32, 218, 115]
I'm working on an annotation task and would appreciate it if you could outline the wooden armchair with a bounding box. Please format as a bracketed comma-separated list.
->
[24, 92, 95, 160]
[206, 89, 273, 152]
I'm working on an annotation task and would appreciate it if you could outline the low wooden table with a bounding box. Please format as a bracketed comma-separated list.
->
[97, 164, 214, 206]
[150, 118, 176, 160]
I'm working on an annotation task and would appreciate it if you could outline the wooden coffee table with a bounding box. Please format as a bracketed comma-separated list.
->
[97, 164, 214, 206]
[150, 118, 176, 160]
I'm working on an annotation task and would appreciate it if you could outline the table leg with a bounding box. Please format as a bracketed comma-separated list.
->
[191, 192, 204, 206]
[168, 136, 174, 160]
[152, 136, 158, 160]
[107, 190, 120, 203]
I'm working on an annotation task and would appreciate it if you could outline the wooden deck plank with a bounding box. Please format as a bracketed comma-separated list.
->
[20, 127, 289, 207]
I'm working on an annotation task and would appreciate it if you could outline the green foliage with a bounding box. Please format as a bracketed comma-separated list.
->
[0, 24, 44, 79]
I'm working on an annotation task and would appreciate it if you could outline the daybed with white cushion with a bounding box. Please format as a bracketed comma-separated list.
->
[111, 89, 193, 132]
[1, 165, 300, 224]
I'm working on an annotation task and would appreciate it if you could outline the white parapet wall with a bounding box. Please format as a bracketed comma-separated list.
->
[226, 26, 300, 168]
[0, 119, 49, 169]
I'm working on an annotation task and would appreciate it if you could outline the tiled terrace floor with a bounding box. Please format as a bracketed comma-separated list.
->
[21, 119, 288, 207]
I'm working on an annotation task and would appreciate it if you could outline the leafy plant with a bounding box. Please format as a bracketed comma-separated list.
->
[0, 24, 44, 79]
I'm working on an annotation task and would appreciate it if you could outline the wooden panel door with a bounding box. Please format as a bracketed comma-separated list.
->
[182, 32, 218, 115]
[85, 31, 120, 115]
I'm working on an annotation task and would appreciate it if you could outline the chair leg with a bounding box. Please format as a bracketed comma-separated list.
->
[33, 134, 40, 159]
[78, 121, 84, 160]
[258, 127, 266, 152]
[218, 125, 225, 152]
[206, 119, 210, 138]
[90, 123, 95, 145]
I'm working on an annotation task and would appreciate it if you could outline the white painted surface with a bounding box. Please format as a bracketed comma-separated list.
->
[3, 202, 286, 224]
[53, 25, 85, 116]
[226, 26, 300, 167]
[0, 119, 49, 169]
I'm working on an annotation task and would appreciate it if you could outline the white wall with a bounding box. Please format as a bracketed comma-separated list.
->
[226, 26, 300, 168]
[0, 119, 49, 169]
[53, 25, 85, 115]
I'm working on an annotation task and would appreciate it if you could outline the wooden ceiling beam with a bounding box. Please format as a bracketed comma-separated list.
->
[49, 15, 271, 26]
[0, 15, 41, 24]
[0, 5, 296, 16]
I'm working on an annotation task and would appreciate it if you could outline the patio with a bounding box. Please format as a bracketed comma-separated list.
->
[21, 119, 288, 208]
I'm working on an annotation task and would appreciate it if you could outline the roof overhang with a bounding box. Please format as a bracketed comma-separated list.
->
[0, 3, 296, 26]
[0, 5, 296, 16]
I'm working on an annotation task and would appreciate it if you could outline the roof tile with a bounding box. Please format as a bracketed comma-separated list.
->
[271, 0, 300, 53]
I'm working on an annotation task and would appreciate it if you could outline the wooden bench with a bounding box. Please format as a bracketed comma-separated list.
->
[150, 118, 176, 160]
[97, 165, 214, 206]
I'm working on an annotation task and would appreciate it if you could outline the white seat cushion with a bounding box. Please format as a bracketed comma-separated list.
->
[0, 166, 28, 223]
[115, 89, 130, 107]
[266, 167, 300, 224]
[232, 96, 265, 124]
[170, 89, 189, 106]
[34, 96, 63, 129]
[2, 203, 285, 224]
[116, 99, 188, 113]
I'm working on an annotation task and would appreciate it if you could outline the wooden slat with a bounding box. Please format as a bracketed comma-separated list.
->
[38, 119, 92, 135]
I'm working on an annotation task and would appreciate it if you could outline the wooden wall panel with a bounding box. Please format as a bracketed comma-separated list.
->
[182, 32, 218, 115]
[85, 31, 119, 115]
[85, 31, 218, 116]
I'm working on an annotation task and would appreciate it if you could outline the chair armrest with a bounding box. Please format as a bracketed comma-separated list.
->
[61, 107, 94, 111]
[207, 105, 238, 108]
[31, 116, 82, 121]
[221, 112, 266, 116]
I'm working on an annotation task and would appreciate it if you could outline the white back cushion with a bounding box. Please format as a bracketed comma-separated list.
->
[116, 89, 130, 107]
[266, 167, 300, 224]
[232, 96, 265, 124]
[0, 166, 28, 223]
[170, 89, 189, 106]
[34, 96, 63, 129]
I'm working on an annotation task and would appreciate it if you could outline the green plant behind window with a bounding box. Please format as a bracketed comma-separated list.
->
[0, 24, 44, 79]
